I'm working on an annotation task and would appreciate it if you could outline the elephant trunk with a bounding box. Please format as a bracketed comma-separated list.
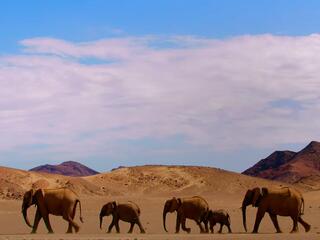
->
[99, 215, 103, 229]
[22, 206, 33, 228]
[163, 207, 169, 232]
[242, 205, 247, 232]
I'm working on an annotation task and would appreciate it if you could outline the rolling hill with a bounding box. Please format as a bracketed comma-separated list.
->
[0, 165, 285, 200]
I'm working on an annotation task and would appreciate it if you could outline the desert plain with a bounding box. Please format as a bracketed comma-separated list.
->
[0, 165, 318, 240]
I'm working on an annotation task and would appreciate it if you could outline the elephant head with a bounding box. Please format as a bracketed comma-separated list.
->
[99, 201, 117, 229]
[241, 187, 263, 232]
[163, 197, 182, 232]
[22, 189, 45, 228]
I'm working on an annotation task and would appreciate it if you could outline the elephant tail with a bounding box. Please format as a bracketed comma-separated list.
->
[76, 199, 84, 223]
[300, 197, 305, 216]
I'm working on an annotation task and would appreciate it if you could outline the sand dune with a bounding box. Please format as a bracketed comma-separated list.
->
[0, 165, 290, 199]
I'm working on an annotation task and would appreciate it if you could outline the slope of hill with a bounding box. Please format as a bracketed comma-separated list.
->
[242, 150, 296, 178]
[85, 165, 284, 197]
[243, 141, 320, 188]
[29, 161, 99, 177]
[0, 165, 287, 200]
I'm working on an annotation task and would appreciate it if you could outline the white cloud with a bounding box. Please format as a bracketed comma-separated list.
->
[1, 34, 320, 161]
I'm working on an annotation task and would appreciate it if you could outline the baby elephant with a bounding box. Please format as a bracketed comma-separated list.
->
[99, 201, 145, 234]
[208, 209, 232, 233]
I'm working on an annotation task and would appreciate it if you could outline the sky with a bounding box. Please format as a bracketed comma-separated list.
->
[1, 0, 320, 172]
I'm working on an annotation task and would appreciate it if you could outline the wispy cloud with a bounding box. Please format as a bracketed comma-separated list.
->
[1, 34, 320, 163]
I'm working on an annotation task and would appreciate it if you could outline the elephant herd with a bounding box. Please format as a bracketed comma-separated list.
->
[21, 186, 311, 234]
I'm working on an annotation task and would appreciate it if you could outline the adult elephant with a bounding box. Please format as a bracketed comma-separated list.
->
[22, 188, 83, 234]
[242, 187, 311, 233]
[99, 201, 145, 233]
[163, 196, 209, 233]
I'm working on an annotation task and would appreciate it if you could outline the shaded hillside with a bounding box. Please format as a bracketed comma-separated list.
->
[243, 141, 320, 188]
[243, 150, 296, 178]
[0, 165, 286, 200]
[29, 161, 99, 177]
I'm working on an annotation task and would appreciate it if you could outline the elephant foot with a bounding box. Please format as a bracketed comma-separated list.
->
[290, 229, 298, 234]
[140, 230, 146, 234]
[276, 230, 283, 233]
[48, 231, 54, 234]
[305, 224, 311, 232]
[30, 230, 36, 234]
[252, 230, 258, 234]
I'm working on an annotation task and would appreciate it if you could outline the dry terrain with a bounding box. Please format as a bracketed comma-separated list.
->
[0, 165, 318, 239]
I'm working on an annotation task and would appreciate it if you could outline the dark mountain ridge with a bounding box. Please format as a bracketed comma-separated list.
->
[29, 161, 99, 177]
[243, 141, 320, 187]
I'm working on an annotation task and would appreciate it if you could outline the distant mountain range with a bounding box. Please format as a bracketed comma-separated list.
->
[243, 141, 320, 188]
[29, 161, 99, 177]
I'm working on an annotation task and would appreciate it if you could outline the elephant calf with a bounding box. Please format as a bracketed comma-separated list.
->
[99, 201, 145, 233]
[207, 209, 232, 233]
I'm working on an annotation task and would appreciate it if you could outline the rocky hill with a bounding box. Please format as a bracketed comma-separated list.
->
[29, 161, 99, 177]
[243, 141, 320, 189]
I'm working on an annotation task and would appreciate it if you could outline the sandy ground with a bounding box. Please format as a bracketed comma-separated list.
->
[0, 190, 319, 240]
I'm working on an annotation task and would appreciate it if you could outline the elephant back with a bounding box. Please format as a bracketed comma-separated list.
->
[263, 187, 298, 199]
[128, 201, 141, 215]
[191, 196, 209, 208]
[180, 196, 209, 219]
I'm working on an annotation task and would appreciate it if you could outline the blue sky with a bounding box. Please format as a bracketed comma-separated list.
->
[1, 1, 320, 172]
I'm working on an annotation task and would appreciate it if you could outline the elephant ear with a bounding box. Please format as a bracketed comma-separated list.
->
[112, 201, 117, 210]
[34, 189, 48, 215]
[262, 187, 269, 196]
[177, 198, 182, 206]
[252, 188, 262, 207]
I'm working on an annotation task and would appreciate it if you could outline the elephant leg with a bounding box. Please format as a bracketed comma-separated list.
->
[298, 216, 311, 232]
[269, 213, 282, 233]
[128, 222, 134, 233]
[252, 208, 265, 233]
[218, 223, 223, 233]
[63, 214, 80, 233]
[210, 223, 214, 233]
[175, 214, 181, 233]
[227, 224, 232, 233]
[31, 209, 42, 234]
[107, 218, 115, 233]
[202, 217, 209, 233]
[181, 218, 191, 233]
[42, 214, 54, 234]
[136, 218, 146, 233]
[66, 223, 73, 234]
[115, 220, 120, 233]
[290, 216, 298, 233]
[195, 219, 205, 233]
[66, 208, 76, 233]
